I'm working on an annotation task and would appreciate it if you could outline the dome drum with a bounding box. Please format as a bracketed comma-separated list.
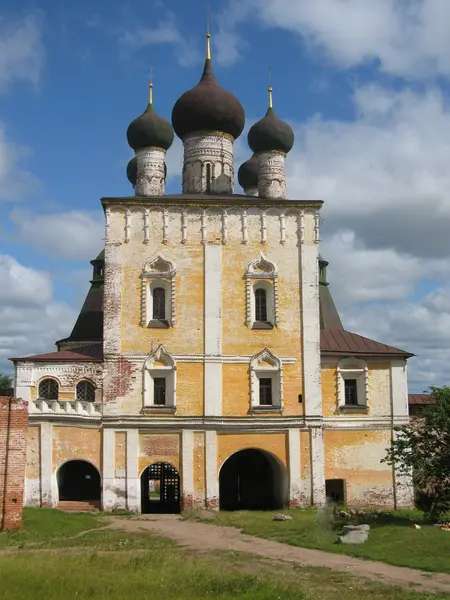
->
[182, 132, 234, 195]
[135, 147, 166, 197]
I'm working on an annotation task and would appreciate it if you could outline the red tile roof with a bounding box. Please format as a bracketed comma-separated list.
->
[320, 329, 413, 358]
[10, 345, 103, 362]
[408, 394, 435, 405]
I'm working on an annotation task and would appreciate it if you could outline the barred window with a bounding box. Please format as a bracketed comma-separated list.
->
[76, 381, 96, 402]
[38, 378, 59, 400]
[259, 378, 272, 406]
[255, 288, 268, 322]
[154, 378, 166, 405]
[153, 287, 166, 320]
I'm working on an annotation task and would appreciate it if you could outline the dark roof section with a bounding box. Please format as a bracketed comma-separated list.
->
[408, 394, 435, 405]
[321, 328, 414, 358]
[127, 103, 174, 151]
[171, 58, 245, 140]
[238, 155, 259, 191]
[248, 107, 294, 154]
[319, 285, 343, 330]
[10, 345, 103, 362]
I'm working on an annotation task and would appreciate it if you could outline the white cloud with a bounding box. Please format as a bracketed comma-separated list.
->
[121, 12, 201, 68]
[220, 0, 450, 77]
[0, 255, 76, 373]
[9, 209, 104, 261]
[0, 14, 45, 92]
[0, 122, 39, 201]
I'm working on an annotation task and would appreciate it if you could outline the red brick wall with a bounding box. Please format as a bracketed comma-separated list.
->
[0, 396, 28, 531]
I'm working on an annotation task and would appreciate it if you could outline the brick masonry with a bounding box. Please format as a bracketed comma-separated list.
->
[0, 396, 28, 531]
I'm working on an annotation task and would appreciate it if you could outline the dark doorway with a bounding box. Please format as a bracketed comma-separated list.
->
[141, 462, 180, 514]
[219, 449, 287, 511]
[57, 460, 101, 501]
[326, 479, 346, 504]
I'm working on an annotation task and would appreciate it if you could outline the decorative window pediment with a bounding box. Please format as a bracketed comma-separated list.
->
[245, 252, 279, 328]
[250, 349, 283, 411]
[141, 253, 176, 327]
[143, 345, 176, 412]
[337, 357, 369, 410]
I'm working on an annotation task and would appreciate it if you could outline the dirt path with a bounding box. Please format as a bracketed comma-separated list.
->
[107, 515, 450, 595]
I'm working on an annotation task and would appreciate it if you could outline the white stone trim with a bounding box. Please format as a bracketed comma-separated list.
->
[126, 429, 140, 512]
[125, 209, 131, 243]
[261, 211, 267, 244]
[390, 360, 409, 417]
[241, 210, 248, 244]
[106, 354, 297, 364]
[250, 349, 283, 409]
[280, 213, 286, 245]
[181, 430, 194, 506]
[181, 210, 187, 244]
[143, 345, 177, 409]
[205, 430, 218, 508]
[337, 357, 369, 408]
[143, 208, 150, 243]
[311, 427, 326, 506]
[162, 208, 169, 244]
[40, 422, 53, 507]
[245, 252, 279, 328]
[141, 252, 176, 327]
[102, 429, 115, 511]
[204, 244, 223, 416]
[288, 428, 302, 505]
[222, 210, 228, 245]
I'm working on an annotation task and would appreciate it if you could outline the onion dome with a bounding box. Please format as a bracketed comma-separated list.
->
[127, 82, 174, 151]
[126, 156, 137, 186]
[248, 86, 294, 154]
[171, 34, 245, 140]
[238, 154, 259, 191]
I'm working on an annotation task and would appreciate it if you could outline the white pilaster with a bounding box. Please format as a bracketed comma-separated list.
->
[257, 151, 286, 199]
[181, 430, 194, 509]
[182, 133, 234, 194]
[103, 243, 122, 356]
[135, 147, 166, 196]
[390, 360, 409, 417]
[205, 430, 218, 509]
[204, 244, 222, 416]
[40, 422, 53, 507]
[102, 428, 116, 511]
[126, 429, 140, 512]
[311, 427, 326, 506]
[300, 223, 322, 417]
[288, 428, 303, 507]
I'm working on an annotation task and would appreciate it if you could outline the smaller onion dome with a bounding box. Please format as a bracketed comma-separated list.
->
[127, 82, 174, 151]
[171, 34, 245, 140]
[248, 86, 294, 154]
[238, 154, 259, 191]
[126, 156, 137, 186]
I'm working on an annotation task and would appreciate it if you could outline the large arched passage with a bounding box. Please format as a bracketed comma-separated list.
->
[141, 462, 180, 514]
[57, 460, 101, 502]
[219, 449, 288, 511]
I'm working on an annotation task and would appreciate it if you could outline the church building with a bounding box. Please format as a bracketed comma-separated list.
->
[11, 33, 414, 513]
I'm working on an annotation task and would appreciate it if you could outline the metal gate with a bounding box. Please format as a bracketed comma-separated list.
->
[141, 462, 180, 514]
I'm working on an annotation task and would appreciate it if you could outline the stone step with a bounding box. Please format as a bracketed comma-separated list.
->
[57, 500, 101, 512]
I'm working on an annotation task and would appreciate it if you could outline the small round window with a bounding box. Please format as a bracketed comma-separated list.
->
[76, 381, 96, 402]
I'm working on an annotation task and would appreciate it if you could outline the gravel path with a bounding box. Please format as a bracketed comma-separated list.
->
[107, 515, 450, 595]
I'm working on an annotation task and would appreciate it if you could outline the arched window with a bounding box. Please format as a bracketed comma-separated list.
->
[255, 288, 267, 322]
[153, 287, 166, 320]
[76, 381, 96, 402]
[38, 378, 59, 400]
[206, 163, 212, 193]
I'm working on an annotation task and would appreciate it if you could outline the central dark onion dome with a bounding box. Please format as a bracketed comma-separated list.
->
[238, 154, 259, 190]
[172, 58, 245, 140]
[248, 94, 294, 154]
[127, 93, 174, 151]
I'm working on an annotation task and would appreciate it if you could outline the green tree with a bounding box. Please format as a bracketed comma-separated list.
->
[384, 385, 450, 520]
[0, 373, 13, 393]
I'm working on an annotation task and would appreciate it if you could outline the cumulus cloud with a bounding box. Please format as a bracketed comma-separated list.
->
[0, 14, 45, 92]
[121, 11, 201, 68]
[9, 209, 104, 261]
[0, 255, 76, 373]
[0, 122, 39, 201]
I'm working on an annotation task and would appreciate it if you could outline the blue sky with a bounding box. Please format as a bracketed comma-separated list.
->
[2, 0, 450, 392]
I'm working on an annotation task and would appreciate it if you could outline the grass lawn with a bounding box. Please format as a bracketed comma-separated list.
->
[0, 509, 448, 600]
[190, 508, 450, 574]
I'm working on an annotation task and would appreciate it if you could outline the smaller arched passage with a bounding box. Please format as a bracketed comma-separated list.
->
[219, 449, 288, 511]
[141, 462, 180, 514]
[57, 460, 101, 501]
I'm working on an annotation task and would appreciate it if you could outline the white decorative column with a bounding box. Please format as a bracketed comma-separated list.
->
[288, 428, 303, 507]
[311, 427, 326, 506]
[135, 147, 166, 196]
[102, 428, 115, 511]
[205, 430, 219, 509]
[40, 422, 53, 507]
[181, 430, 194, 509]
[126, 429, 140, 512]
[182, 133, 234, 194]
[257, 151, 286, 199]
[204, 244, 223, 416]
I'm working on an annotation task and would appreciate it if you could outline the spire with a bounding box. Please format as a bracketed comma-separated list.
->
[268, 66, 273, 109]
[206, 3, 211, 60]
[148, 66, 153, 105]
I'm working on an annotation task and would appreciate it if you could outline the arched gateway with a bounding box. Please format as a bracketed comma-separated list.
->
[219, 449, 288, 510]
[141, 462, 181, 514]
[57, 460, 101, 502]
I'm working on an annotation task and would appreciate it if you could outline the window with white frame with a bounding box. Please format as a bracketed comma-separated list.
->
[143, 344, 176, 410]
[141, 253, 176, 328]
[337, 357, 369, 409]
[250, 349, 283, 410]
[245, 252, 279, 329]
